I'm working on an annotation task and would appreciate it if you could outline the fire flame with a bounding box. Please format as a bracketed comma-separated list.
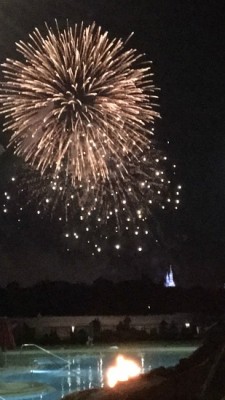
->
[106, 355, 141, 388]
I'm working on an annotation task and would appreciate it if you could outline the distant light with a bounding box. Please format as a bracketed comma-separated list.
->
[185, 322, 190, 328]
[115, 244, 120, 250]
[137, 246, 142, 252]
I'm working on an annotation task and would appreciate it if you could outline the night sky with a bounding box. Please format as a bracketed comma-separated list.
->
[0, 0, 225, 288]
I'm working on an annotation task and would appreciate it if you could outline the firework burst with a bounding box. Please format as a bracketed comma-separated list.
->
[1, 155, 181, 256]
[9, 144, 166, 224]
[0, 21, 159, 189]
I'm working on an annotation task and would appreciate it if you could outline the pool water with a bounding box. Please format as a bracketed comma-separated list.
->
[0, 345, 197, 400]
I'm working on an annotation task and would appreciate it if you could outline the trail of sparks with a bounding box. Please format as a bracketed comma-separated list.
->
[10, 145, 167, 226]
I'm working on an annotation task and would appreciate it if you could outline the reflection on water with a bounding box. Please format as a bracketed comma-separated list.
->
[0, 346, 196, 400]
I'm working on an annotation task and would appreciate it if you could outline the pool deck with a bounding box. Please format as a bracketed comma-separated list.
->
[8, 340, 200, 353]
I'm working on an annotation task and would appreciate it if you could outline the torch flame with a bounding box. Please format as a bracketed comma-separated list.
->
[106, 355, 141, 388]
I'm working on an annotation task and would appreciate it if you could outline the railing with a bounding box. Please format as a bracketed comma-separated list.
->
[21, 343, 70, 367]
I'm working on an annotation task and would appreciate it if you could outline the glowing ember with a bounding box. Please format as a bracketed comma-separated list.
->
[106, 355, 141, 388]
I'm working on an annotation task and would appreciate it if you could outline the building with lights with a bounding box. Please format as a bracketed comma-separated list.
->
[164, 265, 176, 287]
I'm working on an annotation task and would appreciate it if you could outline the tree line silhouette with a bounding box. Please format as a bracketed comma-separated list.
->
[0, 277, 224, 317]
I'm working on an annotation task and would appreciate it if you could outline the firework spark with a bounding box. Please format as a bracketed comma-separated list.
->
[0, 21, 159, 189]
[1, 155, 181, 256]
[9, 142, 169, 226]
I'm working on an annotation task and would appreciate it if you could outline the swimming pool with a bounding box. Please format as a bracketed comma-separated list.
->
[0, 345, 197, 399]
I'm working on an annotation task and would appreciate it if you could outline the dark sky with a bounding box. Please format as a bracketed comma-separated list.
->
[0, 0, 225, 287]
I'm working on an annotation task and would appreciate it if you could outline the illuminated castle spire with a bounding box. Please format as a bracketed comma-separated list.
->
[164, 265, 176, 287]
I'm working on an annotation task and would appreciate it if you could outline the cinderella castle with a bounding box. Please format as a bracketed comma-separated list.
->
[164, 265, 176, 287]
